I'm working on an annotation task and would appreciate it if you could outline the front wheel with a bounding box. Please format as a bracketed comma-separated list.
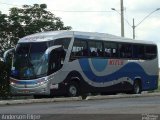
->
[132, 80, 141, 94]
[67, 82, 79, 97]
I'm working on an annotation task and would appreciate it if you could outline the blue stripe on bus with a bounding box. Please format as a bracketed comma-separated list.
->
[79, 58, 158, 85]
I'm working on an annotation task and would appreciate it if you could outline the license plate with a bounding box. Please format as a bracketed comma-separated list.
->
[22, 90, 30, 93]
[50, 84, 59, 89]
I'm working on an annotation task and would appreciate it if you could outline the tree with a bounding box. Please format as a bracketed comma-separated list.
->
[0, 61, 10, 99]
[0, 4, 72, 56]
[0, 12, 11, 56]
[8, 3, 71, 45]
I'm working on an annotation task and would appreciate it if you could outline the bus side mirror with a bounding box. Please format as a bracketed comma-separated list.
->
[3, 48, 15, 63]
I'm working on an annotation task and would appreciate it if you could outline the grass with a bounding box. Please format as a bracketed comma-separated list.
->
[147, 79, 160, 93]
[156, 80, 160, 92]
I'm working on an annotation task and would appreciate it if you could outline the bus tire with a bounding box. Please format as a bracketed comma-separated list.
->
[67, 82, 79, 97]
[132, 80, 141, 94]
[81, 94, 87, 100]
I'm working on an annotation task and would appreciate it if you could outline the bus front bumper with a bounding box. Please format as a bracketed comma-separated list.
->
[10, 83, 50, 96]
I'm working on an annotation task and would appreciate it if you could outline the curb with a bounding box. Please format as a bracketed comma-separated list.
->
[0, 97, 82, 105]
[0, 93, 160, 106]
[85, 92, 160, 100]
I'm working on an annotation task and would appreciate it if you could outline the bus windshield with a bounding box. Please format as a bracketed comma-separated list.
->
[11, 42, 48, 79]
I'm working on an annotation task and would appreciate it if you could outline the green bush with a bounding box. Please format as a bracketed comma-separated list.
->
[0, 61, 10, 99]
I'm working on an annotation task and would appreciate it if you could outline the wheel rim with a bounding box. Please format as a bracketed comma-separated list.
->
[69, 85, 77, 96]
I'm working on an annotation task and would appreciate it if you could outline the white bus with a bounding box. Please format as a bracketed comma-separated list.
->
[4, 31, 159, 98]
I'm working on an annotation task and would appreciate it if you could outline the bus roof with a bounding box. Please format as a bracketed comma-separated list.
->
[18, 30, 156, 45]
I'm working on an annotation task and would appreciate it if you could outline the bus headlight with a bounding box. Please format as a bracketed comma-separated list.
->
[38, 81, 45, 85]
[10, 82, 15, 85]
[37, 78, 48, 85]
[37, 81, 45, 85]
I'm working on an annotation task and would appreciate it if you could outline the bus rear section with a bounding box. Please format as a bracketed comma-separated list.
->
[68, 37, 159, 96]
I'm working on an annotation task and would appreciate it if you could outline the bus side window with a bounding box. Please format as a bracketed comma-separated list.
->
[88, 41, 103, 57]
[132, 45, 138, 59]
[54, 38, 71, 49]
[119, 43, 132, 59]
[70, 38, 88, 60]
[145, 45, 157, 59]
[49, 49, 64, 75]
[104, 42, 118, 58]
[133, 45, 145, 59]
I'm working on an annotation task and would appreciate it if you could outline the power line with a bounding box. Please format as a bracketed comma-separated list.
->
[112, 8, 132, 27]
[0, 2, 113, 13]
[51, 10, 112, 13]
[0, 2, 22, 7]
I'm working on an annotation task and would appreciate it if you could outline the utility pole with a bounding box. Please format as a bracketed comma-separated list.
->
[132, 18, 135, 39]
[120, 0, 124, 37]
[132, 8, 160, 39]
[112, 6, 160, 39]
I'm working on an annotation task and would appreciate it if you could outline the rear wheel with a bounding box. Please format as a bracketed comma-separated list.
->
[67, 82, 79, 97]
[132, 80, 141, 94]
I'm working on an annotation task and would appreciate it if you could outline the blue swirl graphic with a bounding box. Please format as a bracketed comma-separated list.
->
[91, 59, 108, 72]
[79, 58, 158, 89]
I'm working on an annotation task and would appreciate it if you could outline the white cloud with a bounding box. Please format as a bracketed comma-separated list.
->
[0, 0, 159, 41]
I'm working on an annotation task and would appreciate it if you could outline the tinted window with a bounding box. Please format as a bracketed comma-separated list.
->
[132, 45, 145, 59]
[145, 45, 157, 59]
[104, 42, 118, 58]
[88, 41, 103, 57]
[71, 39, 88, 59]
[119, 43, 132, 58]
[16, 42, 47, 54]
[49, 38, 71, 49]
[16, 44, 30, 54]
[30, 42, 47, 53]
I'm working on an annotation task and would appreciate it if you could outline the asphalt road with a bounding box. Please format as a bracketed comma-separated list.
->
[0, 96, 160, 120]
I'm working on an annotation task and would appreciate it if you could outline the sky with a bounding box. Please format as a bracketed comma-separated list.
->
[0, 0, 160, 60]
